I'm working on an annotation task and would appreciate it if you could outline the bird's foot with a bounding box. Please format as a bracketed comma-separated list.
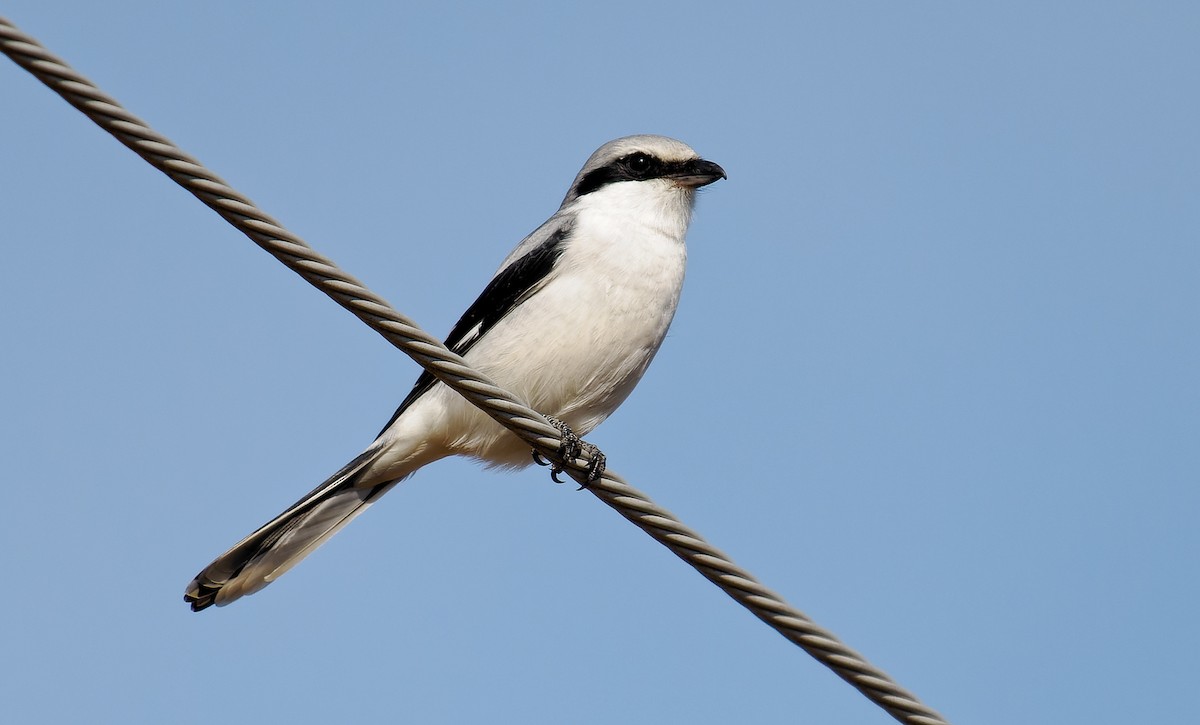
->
[532, 416, 606, 488]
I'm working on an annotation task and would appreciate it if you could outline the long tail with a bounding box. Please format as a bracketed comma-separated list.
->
[185, 444, 399, 611]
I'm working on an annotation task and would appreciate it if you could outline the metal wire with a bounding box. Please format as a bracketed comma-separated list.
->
[1, 16, 951, 725]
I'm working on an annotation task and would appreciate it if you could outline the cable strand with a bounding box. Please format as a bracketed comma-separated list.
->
[2, 16, 950, 725]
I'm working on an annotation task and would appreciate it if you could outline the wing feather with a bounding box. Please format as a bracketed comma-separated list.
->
[375, 219, 572, 436]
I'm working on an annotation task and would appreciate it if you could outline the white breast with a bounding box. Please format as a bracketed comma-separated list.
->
[389, 179, 696, 469]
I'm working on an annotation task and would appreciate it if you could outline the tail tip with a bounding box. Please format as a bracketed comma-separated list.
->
[184, 581, 220, 612]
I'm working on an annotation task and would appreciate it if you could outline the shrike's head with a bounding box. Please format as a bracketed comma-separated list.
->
[561, 135, 726, 209]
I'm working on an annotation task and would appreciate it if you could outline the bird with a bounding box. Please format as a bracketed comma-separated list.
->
[184, 135, 726, 611]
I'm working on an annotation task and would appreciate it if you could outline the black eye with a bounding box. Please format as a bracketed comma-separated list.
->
[625, 153, 653, 176]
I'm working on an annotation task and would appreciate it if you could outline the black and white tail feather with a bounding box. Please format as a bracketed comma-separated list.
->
[185, 448, 381, 610]
[185, 135, 725, 611]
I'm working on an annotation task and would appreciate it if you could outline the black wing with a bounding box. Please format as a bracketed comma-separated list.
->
[375, 222, 571, 437]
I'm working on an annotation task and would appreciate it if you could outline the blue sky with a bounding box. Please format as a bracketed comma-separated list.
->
[2, 3, 1197, 724]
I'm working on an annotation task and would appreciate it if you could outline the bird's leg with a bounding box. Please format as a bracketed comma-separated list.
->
[532, 416, 607, 487]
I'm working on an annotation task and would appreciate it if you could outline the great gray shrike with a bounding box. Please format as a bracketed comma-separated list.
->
[185, 135, 726, 610]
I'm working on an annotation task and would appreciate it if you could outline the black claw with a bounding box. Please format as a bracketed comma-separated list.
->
[540, 415, 606, 487]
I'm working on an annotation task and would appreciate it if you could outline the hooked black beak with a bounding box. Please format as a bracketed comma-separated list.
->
[669, 158, 727, 188]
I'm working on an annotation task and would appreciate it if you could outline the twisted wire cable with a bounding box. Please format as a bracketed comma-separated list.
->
[1, 16, 950, 725]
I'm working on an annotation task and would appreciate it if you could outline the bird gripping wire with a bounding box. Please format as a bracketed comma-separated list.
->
[0, 16, 950, 725]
